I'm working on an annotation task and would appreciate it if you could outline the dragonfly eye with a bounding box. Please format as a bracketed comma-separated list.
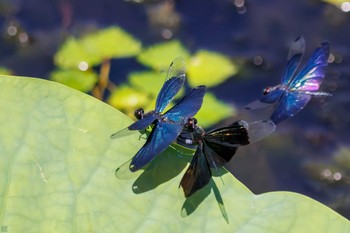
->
[263, 87, 271, 95]
[134, 108, 145, 120]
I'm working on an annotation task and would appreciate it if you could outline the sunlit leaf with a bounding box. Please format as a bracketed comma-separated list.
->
[128, 70, 184, 98]
[50, 69, 98, 92]
[195, 92, 236, 128]
[107, 84, 152, 117]
[187, 50, 239, 87]
[54, 37, 100, 69]
[0, 75, 349, 233]
[137, 40, 191, 70]
[128, 71, 164, 96]
[54, 27, 141, 69]
[81, 27, 141, 60]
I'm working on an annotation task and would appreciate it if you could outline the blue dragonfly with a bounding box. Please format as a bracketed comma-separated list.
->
[177, 118, 276, 197]
[111, 57, 206, 173]
[245, 36, 331, 124]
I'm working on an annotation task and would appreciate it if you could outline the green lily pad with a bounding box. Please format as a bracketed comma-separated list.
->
[54, 27, 141, 69]
[187, 50, 239, 87]
[107, 84, 152, 117]
[0, 75, 349, 233]
[194, 92, 236, 128]
[54, 36, 100, 69]
[81, 27, 141, 61]
[128, 70, 185, 99]
[50, 69, 98, 92]
[128, 71, 165, 96]
[137, 40, 191, 71]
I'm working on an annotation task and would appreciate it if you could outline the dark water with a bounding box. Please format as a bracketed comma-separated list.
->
[0, 0, 349, 219]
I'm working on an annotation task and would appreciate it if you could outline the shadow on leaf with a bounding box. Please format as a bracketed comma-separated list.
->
[181, 178, 229, 223]
[132, 146, 190, 193]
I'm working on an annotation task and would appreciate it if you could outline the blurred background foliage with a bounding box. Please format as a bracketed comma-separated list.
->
[50, 26, 238, 127]
[0, 0, 349, 219]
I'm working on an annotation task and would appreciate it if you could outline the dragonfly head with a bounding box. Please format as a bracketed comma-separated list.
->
[134, 108, 145, 120]
[263, 87, 272, 95]
[185, 117, 197, 131]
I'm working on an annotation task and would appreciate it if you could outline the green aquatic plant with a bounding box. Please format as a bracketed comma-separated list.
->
[51, 27, 239, 127]
[51, 26, 141, 100]
[0, 75, 349, 232]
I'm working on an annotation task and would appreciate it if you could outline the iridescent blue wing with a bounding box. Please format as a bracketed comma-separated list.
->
[270, 42, 330, 124]
[289, 41, 330, 92]
[179, 143, 212, 198]
[155, 57, 186, 113]
[245, 89, 285, 110]
[129, 121, 183, 172]
[271, 92, 311, 124]
[281, 36, 305, 85]
[164, 85, 206, 122]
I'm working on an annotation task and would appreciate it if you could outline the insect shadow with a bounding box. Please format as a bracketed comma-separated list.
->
[117, 141, 229, 222]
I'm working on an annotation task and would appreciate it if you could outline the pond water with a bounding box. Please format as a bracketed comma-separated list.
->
[0, 0, 349, 219]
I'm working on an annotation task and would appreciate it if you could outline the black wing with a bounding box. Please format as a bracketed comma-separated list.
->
[179, 143, 212, 198]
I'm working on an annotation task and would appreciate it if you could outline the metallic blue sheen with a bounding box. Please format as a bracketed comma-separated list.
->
[245, 37, 330, 124]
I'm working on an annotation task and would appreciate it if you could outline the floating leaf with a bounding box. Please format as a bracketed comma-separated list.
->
[50, 69, 98, 92]
[81, 27, 141, 61]
[187, 50, 239, 87]
[128, 70, 184, 98]
[0, 75, 349, 233]
[194, 92, 236, 128]
[137, 40, 191, 70]
[128, 71, 164, 96]
[54, 27, 141, 69]
[108, 84, 152, 117]
[54, 37, 99, 69]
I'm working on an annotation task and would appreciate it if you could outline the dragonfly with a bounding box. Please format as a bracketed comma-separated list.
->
[111, 57, 206, 173]
[178, 118, 276, 198]
[245, 36, 331, 124]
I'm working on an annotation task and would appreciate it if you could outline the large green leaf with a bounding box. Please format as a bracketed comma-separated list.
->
[0, 75, 349, 232]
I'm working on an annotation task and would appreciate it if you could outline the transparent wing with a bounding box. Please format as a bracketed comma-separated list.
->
[243, 120, 276, 143]
[203, 120, 275, 165]
[271, 92, 311, 124]
[179, 143, 212, 198]
[115, 159, 143, 179]
[129, 121, 184, 172]
[110, 115, 156, 139]
[110, 127, 138, 139]
[155, 57, 186, 113]
[164, 85, 206, 122]
[281, 36, 306, 85]
[289, 41, 330, 92]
